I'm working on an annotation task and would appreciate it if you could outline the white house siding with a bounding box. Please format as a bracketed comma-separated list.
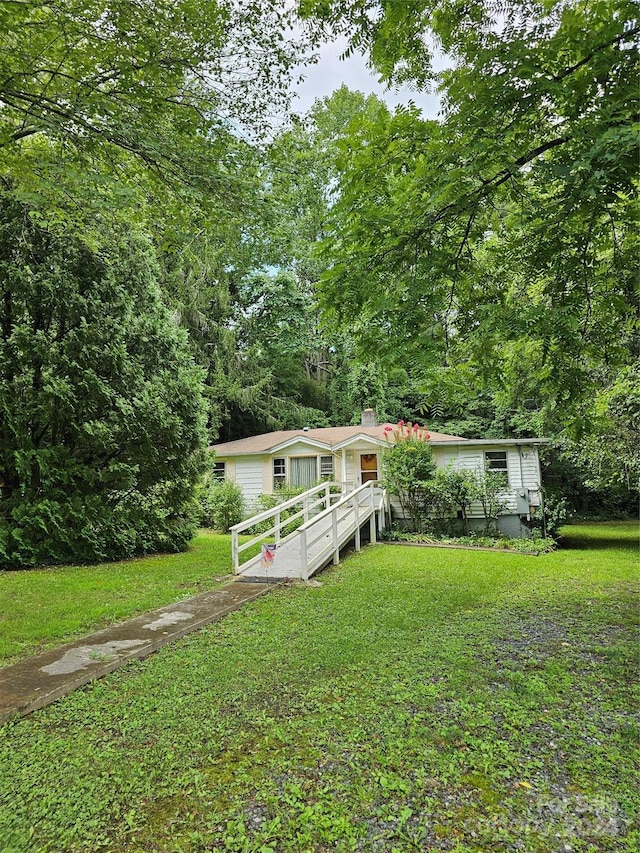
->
[517, 447, 541, 489]
[456, 450, 484, 472]
[221, 440, 542, 534]
[433, 449, 450, 468]
[233, 458, 264, 511]
[345, 451, 356, 487]
[458, 451, 487, 518]
[503, 454, 522, 512]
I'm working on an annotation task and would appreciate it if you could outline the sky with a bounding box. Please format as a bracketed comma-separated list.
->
[290, 34, 443, 120]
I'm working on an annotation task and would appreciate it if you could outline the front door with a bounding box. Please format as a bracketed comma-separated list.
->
[359, 453, 378, 484]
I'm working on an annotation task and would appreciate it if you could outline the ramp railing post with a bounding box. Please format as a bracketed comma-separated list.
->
[300, 528, 308, 580]
[354, 491, 361, 551]
[369, 484, 377, 544]
[303, 496, 309, 523]
[275, 509, 281, 544]
[324, 481, 331, 510]
[332, 509, 339, 564]
[232, 529, 239, 574]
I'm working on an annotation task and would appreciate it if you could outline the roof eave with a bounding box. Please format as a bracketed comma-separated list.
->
[429, 438, 548, 446]
[332, 433, 387, 451]
[269, 435, 332, 454]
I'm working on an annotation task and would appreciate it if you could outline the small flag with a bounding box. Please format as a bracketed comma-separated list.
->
[261, 543, 277, 569]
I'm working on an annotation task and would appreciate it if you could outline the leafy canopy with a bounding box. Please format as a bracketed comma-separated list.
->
[300, 0, 639, 483]
[0, 0, 312, 230]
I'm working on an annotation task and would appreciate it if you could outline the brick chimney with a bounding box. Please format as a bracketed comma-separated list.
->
[361, 408, 376, 427]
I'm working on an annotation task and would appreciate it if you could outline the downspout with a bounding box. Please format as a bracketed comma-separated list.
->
[517, 444, 527, 536]
[517, 444, 524, 491]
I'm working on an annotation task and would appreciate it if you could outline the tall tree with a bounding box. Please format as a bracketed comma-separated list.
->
[255, 87, 413, 427]
[0, 196, 208, 567]
[300, 1, 639, 494]
[0, 0, 320, 448]
[219, 270, 330, 437]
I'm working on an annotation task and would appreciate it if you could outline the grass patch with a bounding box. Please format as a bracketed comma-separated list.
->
[558, 520, 640, 552]
[0, 531, 235, 664]
[0, 522, 638, 852]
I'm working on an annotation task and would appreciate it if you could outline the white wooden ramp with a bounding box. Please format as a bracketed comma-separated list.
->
[230, 482, 388, 582]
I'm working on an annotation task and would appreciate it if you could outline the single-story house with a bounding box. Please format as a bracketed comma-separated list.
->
[210, 410, 547, 537]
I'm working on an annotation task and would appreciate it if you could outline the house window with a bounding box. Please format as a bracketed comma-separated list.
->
[213, 461, 226, 481]
[485, 451, 508, 483]
[290, 456, 316, 488]
[319, 455, 334, 479]
[273, 457, 286, 488]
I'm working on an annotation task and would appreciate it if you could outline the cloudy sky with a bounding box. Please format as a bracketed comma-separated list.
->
[291, 35, 443, 120]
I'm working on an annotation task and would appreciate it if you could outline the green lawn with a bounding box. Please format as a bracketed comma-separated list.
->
[0, 531, 234, 664]
[0, 522, 638, 852]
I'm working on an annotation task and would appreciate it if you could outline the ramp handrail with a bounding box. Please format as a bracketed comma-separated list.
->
[230, 481, 347, 573]
[297, 481, 387, 580]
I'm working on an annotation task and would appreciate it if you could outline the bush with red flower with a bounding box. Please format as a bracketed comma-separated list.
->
[382, 421, 436, 532]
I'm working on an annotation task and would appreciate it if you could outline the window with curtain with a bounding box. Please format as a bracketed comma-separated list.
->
[290, 456, 317, 488]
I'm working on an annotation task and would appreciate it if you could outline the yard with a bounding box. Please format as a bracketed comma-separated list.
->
[0, 532, 234, 664]
[0, 522, 638, 852]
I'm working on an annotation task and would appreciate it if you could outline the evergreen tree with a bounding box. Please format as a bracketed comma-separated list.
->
[0, 197, 207, 567]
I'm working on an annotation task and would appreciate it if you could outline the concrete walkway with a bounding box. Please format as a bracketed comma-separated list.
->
[0, 579, 273, 725]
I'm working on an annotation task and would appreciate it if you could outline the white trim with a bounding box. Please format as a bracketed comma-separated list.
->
[429, 439, 547, 447]
[332, 433, 387, 452]
[269, 436, 332, 453]
[319, 454, 335, 478]
[272, 456, 286, 489]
